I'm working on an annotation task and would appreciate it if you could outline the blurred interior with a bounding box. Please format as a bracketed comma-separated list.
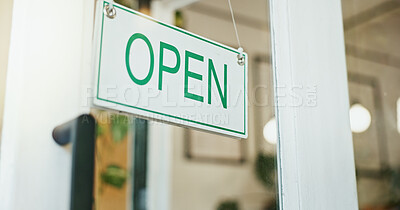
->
[0, 0, 400, 210]
[342, 0, 400, 209]
[93, 0, 400, 209]
[93, 0, 278, 210]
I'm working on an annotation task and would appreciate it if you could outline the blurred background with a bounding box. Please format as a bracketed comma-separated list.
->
[343, 0, 400, 208]
[0, 0, 399, 209]
[92, 1, 278, 210]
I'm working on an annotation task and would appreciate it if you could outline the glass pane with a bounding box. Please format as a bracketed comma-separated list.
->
[167, 0, 278, 209]
[342, 0, 400, 209]
[90, 1, 277, 210]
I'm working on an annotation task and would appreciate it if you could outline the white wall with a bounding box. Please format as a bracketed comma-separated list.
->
[0, 0, 14, 139]
[0, 0, 95, 209]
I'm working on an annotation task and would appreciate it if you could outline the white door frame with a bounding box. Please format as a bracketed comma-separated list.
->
[0, 0, 95, 209]
[0, 0, 358, 209]
[269, 0, 358, 209]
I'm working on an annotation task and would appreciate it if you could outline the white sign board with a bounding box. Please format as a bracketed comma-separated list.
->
[93, 1, 248, 138]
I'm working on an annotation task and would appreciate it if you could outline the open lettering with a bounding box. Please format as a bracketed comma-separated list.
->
[125, 33, 228, 109]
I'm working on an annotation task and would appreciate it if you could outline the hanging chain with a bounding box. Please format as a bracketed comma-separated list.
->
[228, 0, 244, 66]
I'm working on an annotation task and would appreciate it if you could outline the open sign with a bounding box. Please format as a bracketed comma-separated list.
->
[94, 2, 248, 138]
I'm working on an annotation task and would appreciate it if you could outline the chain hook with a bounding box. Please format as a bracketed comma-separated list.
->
[104, 2, 116, 19]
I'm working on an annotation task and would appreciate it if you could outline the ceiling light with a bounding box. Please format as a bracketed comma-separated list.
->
[263, 117, 277, 144]
[349, 103, 371, 133]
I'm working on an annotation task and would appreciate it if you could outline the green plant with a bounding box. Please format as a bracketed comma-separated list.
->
[110, 114, 129, 143]
[101, 164, 127, 189]
[217, 200, 239, 210]
[255, 153, 276, 190]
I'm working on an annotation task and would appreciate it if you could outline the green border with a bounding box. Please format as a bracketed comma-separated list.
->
[97, 1, 247, 135]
